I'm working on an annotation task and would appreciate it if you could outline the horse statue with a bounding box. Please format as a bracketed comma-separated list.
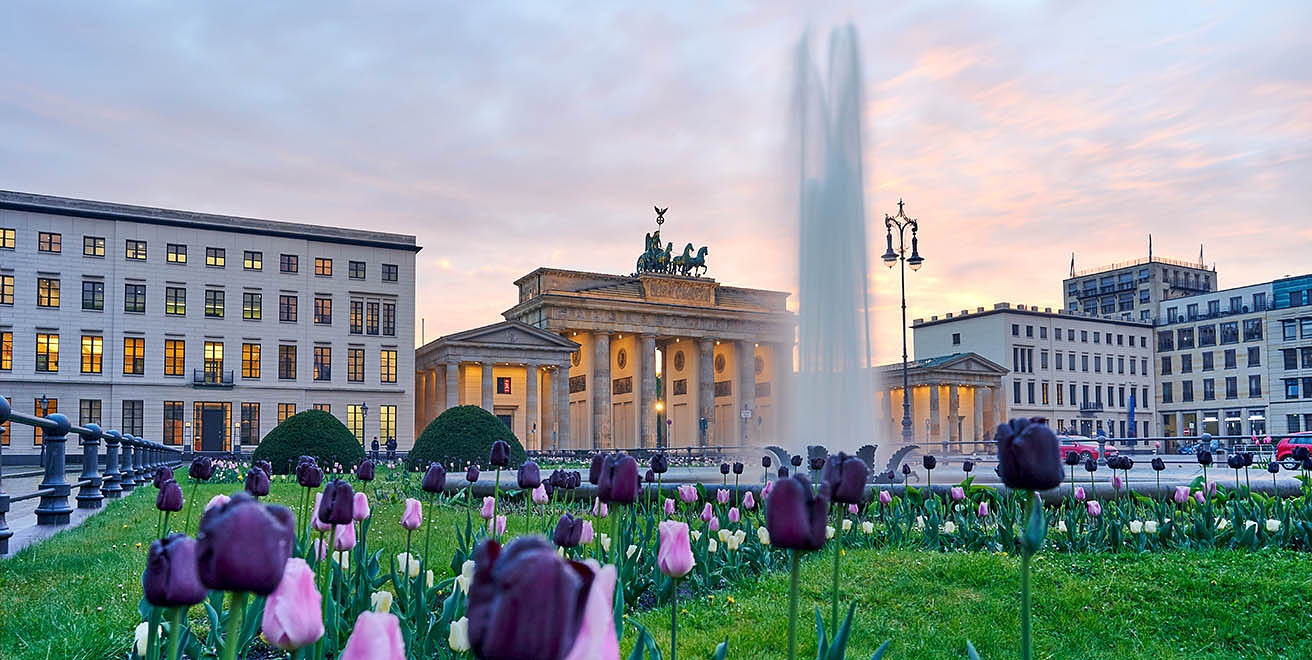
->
[672, 243, 695, 276]
[655, 242, 674, 273]
[687, 246, 709, 277]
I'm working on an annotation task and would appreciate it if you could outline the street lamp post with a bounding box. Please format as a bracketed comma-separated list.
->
[360, 402, 369, 449]
[881, 199, 924, 446]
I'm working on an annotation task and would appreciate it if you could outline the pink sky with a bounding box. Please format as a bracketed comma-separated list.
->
[2, 2, 1309, 363]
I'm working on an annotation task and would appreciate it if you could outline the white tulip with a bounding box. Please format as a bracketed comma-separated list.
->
[757, 527, 771, 546]
[861, 521, 874, 534]
[842, 519, 853, 532]
[1266, 519, 1281, 532]
[940, 521, 957, 535]
[396, 552, 420, 579]
[1144, 520, 1158, 534]
[449, 617, 471, 652]
[371, 590, 393, 613]
[825, 526, 835, 539]
[1128, 520, 1143, 534]
[707, 538, 718, 554]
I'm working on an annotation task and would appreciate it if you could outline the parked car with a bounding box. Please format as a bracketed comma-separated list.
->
[1276, 432, 1312, 467]
[1057, 435, 1117, 461]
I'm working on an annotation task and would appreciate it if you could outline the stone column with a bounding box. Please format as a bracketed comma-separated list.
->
[991, 386, 1004, 430]
[415, 372, 427, 433]
[736, 340, 756, 446]
[638, 334, 657, 448]
[928, 385, 941, 444]
[436, 365, 448, 416]
[76, 425, 104, 509]
[556, 363, 571, 449]
[35, 414, 73, 525]
[948, 384, 960, 453]
[481, 362, 494, 412]
[592, 333, 612, 449]
[525, 363, 540, 450]
[973, 387, 985, 442]
[446, 361, 460, 409]
[696, 338, 715, 446]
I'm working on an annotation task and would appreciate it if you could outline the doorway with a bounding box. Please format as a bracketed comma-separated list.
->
[193, 402, 231, 452]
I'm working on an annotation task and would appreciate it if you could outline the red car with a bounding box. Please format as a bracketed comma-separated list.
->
[1276, 432, 1312, 463]
[1057, 436, 1117, 461]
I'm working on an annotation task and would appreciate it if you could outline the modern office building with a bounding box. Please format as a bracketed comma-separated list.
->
[913, 303, 1156, 439]
[0, 191, 419, 461]
[1153, 283, 1271, 437]
[1269, 274, 1312, 434]
[1062, 253, 1217, 323]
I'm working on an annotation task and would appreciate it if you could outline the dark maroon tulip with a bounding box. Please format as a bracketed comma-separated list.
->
[297, 456, 316, 469]
[821, 452, 869, 505]
[995, 417, 1063, 492]
[552, 514, 585, 548]
[901, 464, 912, 476]
[296, 461, 324, 488]
[244, 468, 271, 497]
[650, 454, 669, 475]
[1226, 454, 1245, 470]
[1065, 451, 1082, 466]
[543, 480, 555, 498]
[517, 461, 542, 489]
[422, 462, 447, 493]
[777, 467, 790, 479]
[156, 479, 184, 512]
[567, 471, 581, 490]
[719, 463, 731, 476]
[922, 455, 937, 471]
[548, 470, 565, 489]
[765, 475, 829, 551]
[467, 536, 597, 660]
[1268, 461, 1281, 474]
[355, 460, 375, 482]
[255, 459, 273, 477]
[1084, 458, 1098, 473]
[196, 492, 295, 595]
[1293, 446, 1310, 461]
[645, 469, 656, 483]
[1303, 457, 1312, 471]
[188, 456, 215, 481]
[1151, 457, 1166, 471]
[318, 479, 355, 525]
[762, 456, 772, 469]
[790, 455, 804, 467]
[153, 466, 174, 488]
[143, 534, 208, 607]
[1242, 452, 1254, 468]
[489, 440, 511, 468]
[1196, 450, 1213, 467]
[467, 465, 481, 483]
[962, 460, 975, 473]
[589, 453, 606, 484]
[732, 462, 744, 475]
[597, 453, 640, 505]
[809, 457, 826, 471]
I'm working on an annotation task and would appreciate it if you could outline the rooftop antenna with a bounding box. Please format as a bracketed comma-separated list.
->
[1148, 234, 1153, 261]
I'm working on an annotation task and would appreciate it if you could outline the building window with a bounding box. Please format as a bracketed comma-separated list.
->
[80, 399, 102, 426]
[349, 260, 366, 280]
[83, 235, 105, 257]
[280, 254, 299, 273]
[1225, 377, 1238, 399]
[38, 232, 62, 253]
[382, 264, 398, 282]
[348, 348, 365, 382]
[37, 277, 60, 307]
[241, 403, 261, 444]
[205, 289, 225, 318]
[1081, 355, 1089, 372]
[279, 295, 298, 322]
[0, 227, 13, 249]
[1202, 379, 1215, 401]
[1198, 325, 1216, 347]
[366, 302, 380, 335]
[1288, 415, 1300, 433]
[242, 343, 261, 379]
[1248, 346, 1261, 367]
[380, 404, 397, 445]
[314, 297, 332, 324]
[1013, 380, 1021, 405]
[1180, 354, 1193, 373]
[122, 400, 144, 437]
[1283, 349, 1298, 371]
[1177, 328, 1194, 349]
[1181, 381, 1193, 402]
[123, 337, 145, 375]
[1285, 379, 1300, 400]
[1026, 325, 1033, 338]
[1040, 351, 1048, 370]
[122, 240, 149, 261]
[347, 404, 365, 443]
[1201, 352, 1214, 371]
[279, 344, 297, 380]
[1011, 324, 1019, 336]
[382, 303, 396, 336]
[380, 349, 397, 383]
[243, 292, 262, 320]
[1157, 331, 1173, 351]
[1, 332, 11, 371]
[82, 280, 104, 310]
[1219, 322, 1238, 345]
[1068, 353, 1075, 371]
[243, 250, 263, 270]
[951, 332, 961, 345]
[36, 333, 59, 372]
[1041, 382, 1049, 405]
[1282, 320, 1296, 341]
[350, 300, 364, 334]
[1224, 349, 1236, 369]
[164, 339, 185, 376]
[33, 398, 57, 443]
[313, 346, 332, 381]
[165, 287, 186, 315]
[163, 402, 184, 445]
[165, 243, 185, 263]
[81, 335, 103, 374]
[1243, 318, 1262, 341]
[203, 341, 224, 381]
[124, 283, 146, 313]
[0, 274, 12, 305]
[314, 258, 332, 277]
[314, 403, 332, 413]
[205, 247, 226, 267]
[1162, 382, 1173, 403]
[277, 403, 296, 423]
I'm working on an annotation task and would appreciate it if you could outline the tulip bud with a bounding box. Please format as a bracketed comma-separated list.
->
[189, 456, 215, 481]
[488, 440, 511, 468]
[196, 492, 295, 595]
[743, 491, 756, 510]
[1151, 457, 1166, 471]
[355, 461, 376, 482]
[821, 452, 870, 505]
[395, 553, 420, 579]
[701, 503, 714, 522]
[728, 507, 740, 523]
[245, 468, 271, 497]
[400, 498, 423, 530]
[597, 453, 640, 505]
[922, 455, 937, 470]
[658, 520, 696, 578]
[1226, 454, 1244, 470]
[762, 456, 773, 469]
[645, 469, 656, 483]
[765, 475, 829, 551]
[716, 489, 730, 505]
[143, 534, 208, 607]
[791, 454, 804, 467]
[205, 493, 230, 512]
[592, 498, 608, 519]
[297, 462, 324, 488]
[339, 611, 407, 660]
[156, 479, 184, 512]
[950, 486, 965, 502]
[878, 490, 892, 505]
[676, 484, 698, 503]
[532, 483, 548, 505]
[1194, 491, 1206, 504]
[153, 466, 174, 489]
[1267, 461, 1281, 474]
[517, 461, 542, 489]
[1065, 451, 1082, 466]
[353, 492, 371, 521]
[996, 417, 1064, 491]
[255, 460, 273, 477]
[1086, 501, 1102, 517]
[371, 590, 394, 613]
[319, 479, 356, 526]
[778, 467, 789, 478]
[481, 496, 496, 520]
[553, 513, 585, 548]
[449, 616, 471, 652]
[422, 462, 447, 493]
[580, 520, 595, 544]
[651, 453, 669, 474]
[901, 464, 912, 476]
[809, 457, 826, 471]
[664, 498, 676, 516]
[977, 501, 990, 517]
[1242, 452, 1254, 468]
[467, 465, 481, 482]
[261, 558, 325, 650]
[1084, 458, 1098, 473]
[1196, 450, 1213, 467]
[962, 460, 975, 473]
[1173, 485, 1190, 504]
[490, 515, 507, 538]
[1074, 486, 1086, 501]
[732, 462, 744, 475]
[589, 453, 607, 484]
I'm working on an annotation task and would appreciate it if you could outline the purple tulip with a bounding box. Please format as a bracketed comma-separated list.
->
[708, 516, 720, 532]
[205, 494, 230, 512]
[188, 456, 215, 481]
[261, 557, 324, 650]
[765, 475, 829, 551]
[950, 486, 965, 502]
[821, 452, 869, 504]
[720, 463, 731, 476]
[777, 467, 790, 479]
[255, 460, 273, 477]
[143, 534, 208, 607]
[400, 498, 422, 530]
[762, 455, 773, 469]
[156, 479, 184, 512]
[553, 514, 585, 548]
[1113, 475, 1123, 491]
[716, 489, 730, 505]
[334, 520, 357, 550]
[244, 468, 271, 497]
[296, 462, 324, 488]
[592, 498, 609, 519]
[878, 490, 892, 506]
[650, 454, 669, 474]
[728, 507, 741, 523]
[791, 454, 804, 468]
[481, 496, 496, 520]
[311, 493, 330, 532]
[597, 453, 640, 505]
[977, 501, 990, 517]
[489, 440, 511, 468]
[196, 492, 295, 595]
[732, 462, 744, 475]
[580, 520, 595, 544]
[1173, 485, 1190, 505]
[809, 457, 826, 472]
[589, 454, 607, 485]
[152, 466, 173, 489]
[847, 503, 859, 515]
[645, 469, 656, 483]
[353, 492, 371, 521]
[467, 465, 481, 482]
[663, 498, 676, 516]
[318, 479, 355, 526]
[518, 461, 542, 489]
[676, 484, 698, 503]
[657, 521, 695, 578]
[340, 611, 407, 660]
[995, 417, 1063, 491]
[355, 461, 376, 482]
[701, 503, 714, 522]
[1086, 500, 1102, 517]
[1074, 486, 1086, 501]
[1194, 491, 1206, 504]
[422, 462, 447, 493]
[743, 491, 756, 510]
[532, 484, 549, 505]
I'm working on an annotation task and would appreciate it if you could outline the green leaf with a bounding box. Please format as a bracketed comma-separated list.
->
[711, 639, 730, 660]
[614, 569, 627, 643]
[1020, 494, 1047, 556]
[824, 603, 858, 660]
[966, 640, 982, 660]
[814, 606, 828, 659]
[870, 639, 893, 660]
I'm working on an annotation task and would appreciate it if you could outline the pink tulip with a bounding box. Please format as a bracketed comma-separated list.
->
[656, 521, 695, 578]
[950, 486, 965, 502]
[480, 496, 496, 520]
[400, 498, 423, 531]
[1194, 491, 1206, 504]
[848, 503, 859, 515]
[977, 501, 990, 517]
[1086, 501, 1102, 517]
[261, 558, 324, 650]
[708, 516, 720, 533]
[761, 481, 774, 500]
[580, 520, 595, 544]
[1074, 486, 1086, 501]
[353, 492, 371, 521]
[1206, 481, 1217, 496]
[1173, 486, 1190, 504]
[340, 611, 407, 660]
[677, 484, 698, 503]
[663, 498, 676, 516]
[743, 491, 756, 510]
[700, 503, 714, 523]
[532, 484, 548, 505]
[592, 498, 609, 519]
[561, 563, 621, 660]
[1154, 441, 1161, 449]
[491, 515, 507, 537]
[1263, 435, 1272, 444]
[1113, 476, 1123, 491]
[335, 522, 357, 551]
[716, 489, 730, 505]
[728, 507, 740, 524]
[311, 538, 328, 561]
[204, 494, 230, 512]
[878, 490, 892, 505]
[311, 493, 330, 532]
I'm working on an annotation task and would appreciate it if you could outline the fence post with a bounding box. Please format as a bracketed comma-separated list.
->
[35, 413, 73, 525]
[118, 436, 137, 492]
[76, 423, 104, 509]
[0, 398, 11, 554]
[131, 436, 146, 481]
[102, 430, 122, 498]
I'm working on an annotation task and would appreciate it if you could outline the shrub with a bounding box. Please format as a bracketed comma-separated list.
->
[251, 410, 366, 474]
[407, 405, 526, 471]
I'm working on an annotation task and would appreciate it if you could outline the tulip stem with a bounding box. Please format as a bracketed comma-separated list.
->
[220, 592, 248, 660]
[146, 606, 162, 660]
[670, 577, 679, 660]
[1021, 551, 1032, 660]
[787, 549, 801, 660]
[160, 511, 171, 539]
[493, 467, 502, 541]
[166, 606, 186, 660]
[831, 508, 842, 637]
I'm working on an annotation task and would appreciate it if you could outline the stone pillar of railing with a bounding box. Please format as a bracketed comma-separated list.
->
[76, 423, 104, 509]
[35, 413, 73, 525]
[0, 398, 12, 554]
[131, 436, 146, 481]
[102, 430, 122, 498]
[119, 435, 137, 492]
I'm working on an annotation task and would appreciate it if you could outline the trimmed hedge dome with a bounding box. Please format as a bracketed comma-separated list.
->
[251, 409, 366, 474]
[407, 405, 526, 471]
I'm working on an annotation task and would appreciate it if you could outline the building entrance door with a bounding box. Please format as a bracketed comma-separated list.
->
[201, 407, 225, 451]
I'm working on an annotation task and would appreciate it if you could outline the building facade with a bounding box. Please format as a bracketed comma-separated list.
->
[1063, 255, 1217, 323]
[871, 352, 1008, 452]
[1269, 275, 1312, 434]
[913, 303, 1155, 439]
[0, 191, 418, 460]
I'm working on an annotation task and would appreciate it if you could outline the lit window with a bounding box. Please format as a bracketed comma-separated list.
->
[206, 247, 226, 267]
[314, 258, 332, 277]
[123, 337, 145, 375]
[243, 250, 263, 270]
[81, 335, 103, 374]
[38, 232, 62, 253]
